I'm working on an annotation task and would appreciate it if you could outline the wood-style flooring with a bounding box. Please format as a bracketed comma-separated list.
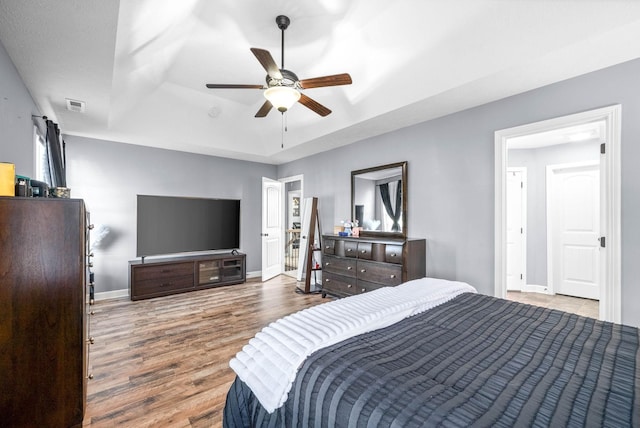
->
[83, 275, 326, 427]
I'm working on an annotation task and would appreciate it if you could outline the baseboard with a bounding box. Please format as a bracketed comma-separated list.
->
[522, 284, 551, 294]
[95, 289, 129, 301]
[246, 270, 261, 279]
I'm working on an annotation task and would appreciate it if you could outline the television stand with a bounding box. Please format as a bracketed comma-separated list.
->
[129, 252, 246, 300]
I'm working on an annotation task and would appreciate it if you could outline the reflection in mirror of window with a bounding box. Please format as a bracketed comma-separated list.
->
[33, 125, 50, 184]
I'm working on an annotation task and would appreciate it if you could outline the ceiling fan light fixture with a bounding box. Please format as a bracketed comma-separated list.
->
[264, 86, 300, 112]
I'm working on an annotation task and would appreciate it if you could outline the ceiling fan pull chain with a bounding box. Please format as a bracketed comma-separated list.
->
[281, 113, 285, 148]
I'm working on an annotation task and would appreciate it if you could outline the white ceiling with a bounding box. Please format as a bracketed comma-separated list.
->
[2, 1, 640, 165]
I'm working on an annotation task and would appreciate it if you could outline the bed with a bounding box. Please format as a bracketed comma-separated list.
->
[223, 278, 640, 427]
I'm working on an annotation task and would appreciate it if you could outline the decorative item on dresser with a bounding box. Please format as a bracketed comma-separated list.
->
[129, 252, 246, 300]
[321, 234, 426, 298]
[0, 197, 92, 427]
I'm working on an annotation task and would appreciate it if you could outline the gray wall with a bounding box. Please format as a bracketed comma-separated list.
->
[508, 141, 600, 286]
[63, 136, 277, 293]
[278, 58, 640, 328]
[0, 40, 40, 176]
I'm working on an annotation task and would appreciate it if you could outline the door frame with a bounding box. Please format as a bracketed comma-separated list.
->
[494, 105, 621, 323]
[546, 160, 600, 298]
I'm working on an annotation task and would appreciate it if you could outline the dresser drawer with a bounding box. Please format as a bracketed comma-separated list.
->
[322, 273, 357, 297]
[357, 260, 402, 286]
[357, 279, 389, 294]
[323, 255, 356, 277]
[344, 241, 358, 258]
[356, 242, 373, 260]
[132, 274, 195, 297]
[385, 244, 404, 264]
[323, 238, 336, 255]
[133, 262, 194, 282]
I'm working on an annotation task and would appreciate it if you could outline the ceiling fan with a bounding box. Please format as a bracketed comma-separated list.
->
[206, 15, 352, 118]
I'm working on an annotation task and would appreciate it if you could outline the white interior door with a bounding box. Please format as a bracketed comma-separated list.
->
[548, 162, 600, 300]
[506, 168, 526, 291]
[262, 177, 283, 281]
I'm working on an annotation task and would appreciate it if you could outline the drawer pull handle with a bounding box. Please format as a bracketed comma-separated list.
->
[390, 274, 396, 279]
[88, 337, 95, 345]
[361, 250, 366, 254]
[325, 278, 331, 283]
[391, 253, 397, 257]
[347, 248, 352, 252]
[360, 269, 366, 273]
[347, 284, 352, 288]
[325, 262, 330, 266]
[361, 288, 366, 292]
[347, 266, 352, 270]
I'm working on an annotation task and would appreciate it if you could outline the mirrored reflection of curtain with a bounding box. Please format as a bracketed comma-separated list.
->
[45, 119, 66, 188]
[379, 180, 402, 231]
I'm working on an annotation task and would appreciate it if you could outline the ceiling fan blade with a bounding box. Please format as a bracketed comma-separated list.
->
[206, 83, 264, 89]
[255, 100, 273, 118]
[250, 48, 283, 80]
[298, 93, 332, 117]
[298, 73, 352, 89]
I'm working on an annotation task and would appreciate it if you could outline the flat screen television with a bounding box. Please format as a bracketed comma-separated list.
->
[136, 195, 240, 257]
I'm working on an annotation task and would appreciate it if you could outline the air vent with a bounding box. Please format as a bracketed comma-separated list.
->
[65, 98, 85, 113]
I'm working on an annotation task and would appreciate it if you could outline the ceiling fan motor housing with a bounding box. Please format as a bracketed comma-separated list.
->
[266, 69, 300, 89]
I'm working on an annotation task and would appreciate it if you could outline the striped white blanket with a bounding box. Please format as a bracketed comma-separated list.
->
[229, 277, 476, 413]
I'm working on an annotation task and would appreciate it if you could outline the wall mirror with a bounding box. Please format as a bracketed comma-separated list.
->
[351, 161, 407, 238]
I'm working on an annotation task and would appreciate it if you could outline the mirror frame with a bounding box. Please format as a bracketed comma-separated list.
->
[351, 161, 408, 239]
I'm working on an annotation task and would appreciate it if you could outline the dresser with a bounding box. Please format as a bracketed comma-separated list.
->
[321, 235, 426, 298]
[0, 197, 90, 427]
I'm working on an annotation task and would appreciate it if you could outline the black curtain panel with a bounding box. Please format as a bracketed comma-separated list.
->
[45, 119, 66, 188]
[379, 180, 402, 231]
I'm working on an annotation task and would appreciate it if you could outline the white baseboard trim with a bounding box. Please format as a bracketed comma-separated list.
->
[522, 284, 551, 294]
[246, 270, 261, 279]
[95, 289, 129, 301]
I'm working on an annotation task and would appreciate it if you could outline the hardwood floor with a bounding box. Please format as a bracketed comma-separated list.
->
[83, 275, 326, 427]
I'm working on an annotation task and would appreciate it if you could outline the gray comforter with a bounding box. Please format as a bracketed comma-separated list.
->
[223, 293, 640, 427]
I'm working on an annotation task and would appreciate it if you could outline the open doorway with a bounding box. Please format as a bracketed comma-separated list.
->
[495, 105, 621, 323]
[280, 175, 303, 278]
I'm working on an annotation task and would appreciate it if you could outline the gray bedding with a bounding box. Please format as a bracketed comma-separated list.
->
[223, 293, 640, 427]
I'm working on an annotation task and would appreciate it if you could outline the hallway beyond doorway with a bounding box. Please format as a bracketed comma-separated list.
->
[507, 291, 598, 319]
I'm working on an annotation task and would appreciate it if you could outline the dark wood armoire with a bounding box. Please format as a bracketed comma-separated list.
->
[0, 197, 89, 427]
